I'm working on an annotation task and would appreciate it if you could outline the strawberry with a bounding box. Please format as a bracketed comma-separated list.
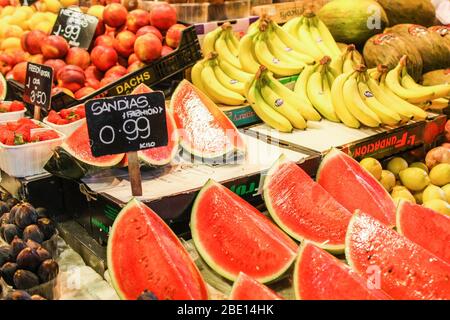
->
[74, 105, 86, 119]
[59, 109, 71, 119]
[17, 118, 35, 126]
[47, 110, 62, 124]
[56, 118, 70, 125]
[0, 104, 9, 113]
[3, 131, 15, 145]
[16, 124, 33, 142]
[9, 101, 25, 112]
[6, 122, 20, 131]
[31, 130, 59, 142]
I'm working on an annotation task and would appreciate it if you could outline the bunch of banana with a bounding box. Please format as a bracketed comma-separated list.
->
[385, 56, 450, 105]
[329, 44, 363, 75]
[282, 11, 341, 61]
[191, 52, 248, 106]
[245, 66, 311, 132]
[202, 22, 241, 68]
[239, 18, 314, 76]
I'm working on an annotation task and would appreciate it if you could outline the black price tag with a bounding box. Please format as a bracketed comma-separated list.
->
[85, 92, 168, 157]
[23, 62, 53, 110]
[51, 8, 98, 49]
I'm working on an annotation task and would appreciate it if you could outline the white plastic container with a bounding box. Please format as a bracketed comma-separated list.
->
[0, 101, 26, 121]
[0, 119, 65, 178]
[43, 105, 85, 138]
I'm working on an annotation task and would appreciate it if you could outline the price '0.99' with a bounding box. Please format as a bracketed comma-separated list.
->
[30, 91, 47, 106]
[99, 117, 152, 145]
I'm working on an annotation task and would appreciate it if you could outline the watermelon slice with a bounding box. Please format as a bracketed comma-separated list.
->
[317, 148, 396, 227]
[346, 212, 450, 300]
[131, 84, 179, 166]
[0, 73, 6, 101]
[170, 80, 245, 160]
[397, 200, 450, 265]
[45, 122, 125, 179]
[264, 156, 352, 253]
[229, 272, 283, 300]
[294, 242, 391, 300]
[191, 179, 298, 283]
[107, 198, 208, 300]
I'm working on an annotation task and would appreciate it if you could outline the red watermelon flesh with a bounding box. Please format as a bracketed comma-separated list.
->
[191, 179, 298, 283]
[346, 212, 450, 300]
[317, 148, 396, 227]
[229, 272, 283, 300]
[131, 84, 179, 166]
[397, 200, 450, 265]
[64, 122, 124, 166]
[170, 80, 245, 159]
[263, 156, 352, 253]
[294, 242, 391, 300]
[107, 198, 208, 300]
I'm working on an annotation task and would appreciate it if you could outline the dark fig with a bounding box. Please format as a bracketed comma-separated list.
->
[31, 294, 46, 300]
[13, 269, 39, 289]
[4, 290, 32, 300]
[38, 259, 59, 283]
[36, 246, 51, 262]
[6, 197, 19, 210]
[2, 223, 20, 243]
[10, 236, 27, 259]
[137, 290, 158, 300]
[0, 245, 12, 266]
[36, 207, 48, 219]
[26, 239, 41, 250]
[14, 203, 38, 229]
[0, 212, 10, 226]
[0, 262, 18, 286]
[23, 224, 44, 243]
[0, 201, 8, 214]
[37, 218, 56, 240]
[16, 247, 41, 272]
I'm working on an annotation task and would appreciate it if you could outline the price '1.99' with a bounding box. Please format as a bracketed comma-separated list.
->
[99, 117, 151, 145]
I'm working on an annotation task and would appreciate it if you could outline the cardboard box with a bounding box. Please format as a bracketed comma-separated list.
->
[251, 0, 329, 23]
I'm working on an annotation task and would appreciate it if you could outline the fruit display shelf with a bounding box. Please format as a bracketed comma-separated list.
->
[66, 134, 321, 244]
[244, 112, 447, 161]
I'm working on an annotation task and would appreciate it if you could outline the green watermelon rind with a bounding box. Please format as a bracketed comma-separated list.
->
[292, 241, 309, 300]
[107, 198, 209, 300]
[170, 80, 246, 160]
[191, 179, 296, 284]
[395, 199, 408, 236]
[264, 154, 346, 253]
[0, 73, 6, 101]
[62, 142, 124, 168]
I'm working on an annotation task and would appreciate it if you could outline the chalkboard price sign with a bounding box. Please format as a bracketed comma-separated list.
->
[23, 62, 53, 111]
[51, 8, 98, 49]
[85, 92, 168, 157]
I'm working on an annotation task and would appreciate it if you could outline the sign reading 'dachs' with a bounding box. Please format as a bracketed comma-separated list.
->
[85, 92, 168, 157]
[51, 8, 98, 49]
[23, 62, 53, 110]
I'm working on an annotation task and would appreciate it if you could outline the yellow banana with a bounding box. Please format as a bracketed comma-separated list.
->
[254, 36, 304, 77]
[202, 28, 222, 56]
[297, 17, 323, 60]
[267, 28, 314, 64]
[272, 22, 314, 58]
[191, 60, 219, 102]
[227, 28, 240, 54]
[238, 34, 260, 74]
[307, 70, 339, 122]
[218, 59, 253, 84]
[281, 16, 301, 35]
[428, 98, 449, 110]
[201, 62, 245, 106]
[343, 76, 381, 127]
[294, 64, 321, 120]
[402, 72, 450, 101]
[342, 51, 356, 74]
[314, 16, 341, 58]
[266, 71, 321, 121]
[358, 80, 401, 126]
[247, 79, 293, 132]
[308, 18, 334, 58]
[260, 84, 307, 130]
[213, 64, 246, 96]
[330, 54, 344, 75]
[331, 72, 360, 128]
[215, 31, 241, 69]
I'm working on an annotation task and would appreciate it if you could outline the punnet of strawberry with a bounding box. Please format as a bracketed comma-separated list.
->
[0, 101, 25, 113]
[47, 104, 86, 125]
[0, 118, 59, 146]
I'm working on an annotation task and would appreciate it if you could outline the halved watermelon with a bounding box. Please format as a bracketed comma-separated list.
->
[317, 148, 396, 227]
[44, 122, 124, 179]
[0, 73, 6, 100]
[170, 80, 245, 160]
[229, 272, 283, 300]
[397, 200, 450, 265]
[294, 242, 391, 300]
[264, 156, 352, 253]
[131, 84, 179, 166]
[191, 179, 298, 283]
[346, 212, 450, 300]
[107, 198, 209, 300]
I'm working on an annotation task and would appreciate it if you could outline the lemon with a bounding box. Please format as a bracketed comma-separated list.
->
[442, 184, 450, 202]
[379, 170, 396, 192]
[0, 6, 16, 18]
[423, 199, 450, 216]
[360, 157, 382, 180]
[398, 167, 430, 191]
[391, 186, 416, 203]
[43, 0, 62, 14]
[0, 37, 21, 50]
[429, 163, 450, 187]
[60, 0, 79, 8]
[87, 5, 105, 19]
[422, 185, 446, 203]
[387, 157, 408, 177]
[34, 21, 53, 34]
[409, 162, 429, 174]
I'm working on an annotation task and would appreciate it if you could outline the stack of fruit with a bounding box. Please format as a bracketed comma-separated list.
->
[0, 118, 59, 145]
[359, 147, 450, 216]
[0, 201, 58, 293]
[46, 104, 85, 125]
[0, 100, 24, 113]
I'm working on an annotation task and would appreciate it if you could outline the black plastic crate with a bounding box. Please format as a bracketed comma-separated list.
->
[8, 25, 202, 112]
